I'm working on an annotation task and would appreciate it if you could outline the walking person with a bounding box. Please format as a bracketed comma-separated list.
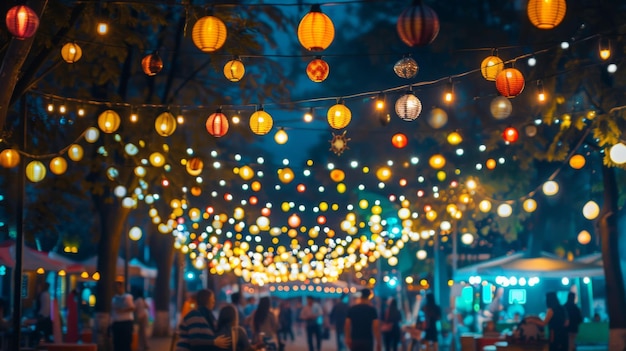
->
[528, 292, 569, 351]
[381, 298, 402, 351]
[215, 304, 256, 351]
[300, 296, 323, 351]
[111, 278, 135, 351]
[345, 288, 381, 351]
[175, 289, 231, 351]
[248, 296, 279, 351]
[419, 293, 441, 351]
[564, 292, 583, 351]
[278, 300, 294, 343]
[330, 295, 349, 351]
[133, 287, 150, 351]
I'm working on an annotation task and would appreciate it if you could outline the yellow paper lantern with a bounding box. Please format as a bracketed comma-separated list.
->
[84, 127, 100, 143]
[26, 160, 46, 182]
[425, 210, 437, 222]
[478, 200, 492, 213]
[249, 109, 273, 135]
[49, 157, 68, 175]
[0, 149, 21, 168]
[186, 157, 204, 176]
[480, 55, 503, 81]
[569, 154, 586, 169]
[251, 181, 261, 192]
[330, 169, 345, 182]
[192, 15, 227, 52]
[129, 226, 142, 241]
[523, 198, 537, 213]
[429, 154, 446, 169]
[68, 144, 83, 161]
[155, 112, 177, 137]
[447, 132, 463, 145]
[98, 110, 121, 133]
[436, 171, 446, 181]
[375, 167, 392, 182]
[336, 183, 346, 194]
[497, 203, 513, 218]
[582, 201, 600, 220]
[542, 180, 559, 196]
[297, 4, 335, 51]
[577, 230, 591, 245]
[224, 58, 245, 82]
[327, 102, 351, 129]
[278, 168, 295, 184]
[61, 42, 82, 63]
[149, 152, 166, 167]
[527, 0, 566, 30]
[239, 165, 254, 181]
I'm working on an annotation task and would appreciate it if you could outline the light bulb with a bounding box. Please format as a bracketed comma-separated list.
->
[97, 22, 108, 35]
[304, 108, 313, 122]
[375, 93, 385, 111]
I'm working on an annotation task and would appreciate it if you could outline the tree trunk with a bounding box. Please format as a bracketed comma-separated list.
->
[151, 231, 175, 336]
[92, 203, 130, 350]
[0, 0, 48, 131]
[599, 165, 626, 349]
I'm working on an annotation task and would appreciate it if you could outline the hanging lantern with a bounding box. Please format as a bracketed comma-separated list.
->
[486, 158, 497, 170]
[429, 154, 446, 169]
[569, 154, 586, 169]
[61, 42, 82, 63]
[68, 144, 83, 161]
[427, 108, 448, 129]
[206, 110, 229, 137]
[393, 56, 419, 79]
[480, 55, 504, 81]
[527, 0, 566, 30]
[502, 126, 519, 143]
[376, 167, 392, 182]
[288, 214, 301, 228]
[49, 157, 68, 175]
[523, 198, 537, 213]
[84, 127, 100, 143]
[239, 166, 254, 181]
[306, 58, 330, 82]
[149, 152, 166, 167]
[192, 15, 227, 52]
[297, 4, 335, 51]
[186, 157, 204, 176]
[278, 167, 295, 183]
[155, 112, 177, 136]
[396, 1, 440, 47]
[609, 143, 626, 164]
[490, 96, 512, 120]
[249, 108, 273, 135]
[329, 169, 345, 182]
[274, 128, 288, 144]
[327, 101, 351, 129]
[577, 230, 591, 245]
[395, 92, 422, 121]
[98, 110, 121, 133]
[6, 5, 39, 40]
[497, 203, 513, 218]
[26, 160, 46, 182]
[582, 201, 600, 220]
[391, 133, 408, 148]
[0, 149, 21, 168]
[496, 68, 525, 97]
[142, 52, 163, 76]
[542, 180, 559, 196]
[223, 58, 245, 82]
[447, 132, 463, 145]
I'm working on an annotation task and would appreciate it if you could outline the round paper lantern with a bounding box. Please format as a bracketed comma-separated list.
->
[149, 152, 165, 167]
[0, 149, 21, 168]
[582, 201, 600, 220]
[497, 203, 512, 218]
[330, 169, 345, 182]
[192, 15, 227, 52]
[478, 200, 492, 213]
[577, 230, 591, 245]
[297, 4, 335, 51]
[142, 52, 163, 76]
[490, 96, 512, 119]
[288, 214, 301, 228]
[461, 233, 475, 245]
[393, 56, 419, 79]
[609, 143, 626, 164]
[129, 227, 143, 241]
[327, 102, 351, 129]
[523, 198, 537, 212]
[249, 109, 273, 135]
[525, 125, 538, 137]
[223, 58, 245, 82]
[447, 132, 463, 145]
[26, 160, 46, 182]
[68, 144, 83, 161]
[186, 157, 204, 176]
[391, 133, 408, 148]
[306, 58, 330, 82]
[206, 110, 229, 137]
[542, 180, 559, 196]
[427, 108, 448, 129]
[49, 157, 68, 175]
[376, 167, 392, 182]
[486, 158, 497, 170]
[6, 5, 39, 40]
[239, 166, 254, 181]
[502, 126, 519, 143]
[155, 112, 176, 136]
[429, 154, 446, 169]
[496, 68, 525, 98]
[98, 110, 121, 133]
[395, 92, 422, 121]
[84, 127, 100, 143]
[396, 2, 440, 47]
[527, 0, 566, 29]
[569, 154, 586, 169]
[61, 42, 82, 63]
[278, 168, 295, 183]
[480, 56, 504, 81]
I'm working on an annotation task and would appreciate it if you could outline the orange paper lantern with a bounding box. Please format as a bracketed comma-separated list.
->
[306, 58, 330, 82]
[527, 0, 566, 30]
[495, 68, 525, 97]
[297, 5, 335, 51]
[206, 110, 229, 137]
[192, 15, 227, 52]
[6, 5, 39, 40]
[391, 133, 408, 148]
[396, 2, 439, 47]
[142, 52, 163, 76]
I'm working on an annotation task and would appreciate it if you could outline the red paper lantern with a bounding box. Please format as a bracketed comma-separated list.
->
[288, 214, 301, 228]
[306, 58, 330, 82]
[502, 126, 519, 143]
[297, 184, 306, 193]
[317, 215, 327, 225]
[206, 110, 229, 137]
[261, 207, 271, 216]
[6, 5, 39, 40]
[142, 52, 163, 76]
[495, 68, 525, 97]
[396, 2, 440, 47]
[391, 133, 408, 148]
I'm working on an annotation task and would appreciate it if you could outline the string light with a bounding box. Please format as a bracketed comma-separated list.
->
[375, 93, 385, 111]
[130, 111, 139, 123]
[97, 21, 108, 35]
[232, 112, 241, 124]
[599, 38, 611, 60]
[304, 108, 314, 122]
[443, 79, 454, 104]
[537, 80, 546, 103]
[77, 106, 85, 117]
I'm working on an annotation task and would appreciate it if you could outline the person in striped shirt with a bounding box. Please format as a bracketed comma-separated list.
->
[176, 289, 231, 351]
